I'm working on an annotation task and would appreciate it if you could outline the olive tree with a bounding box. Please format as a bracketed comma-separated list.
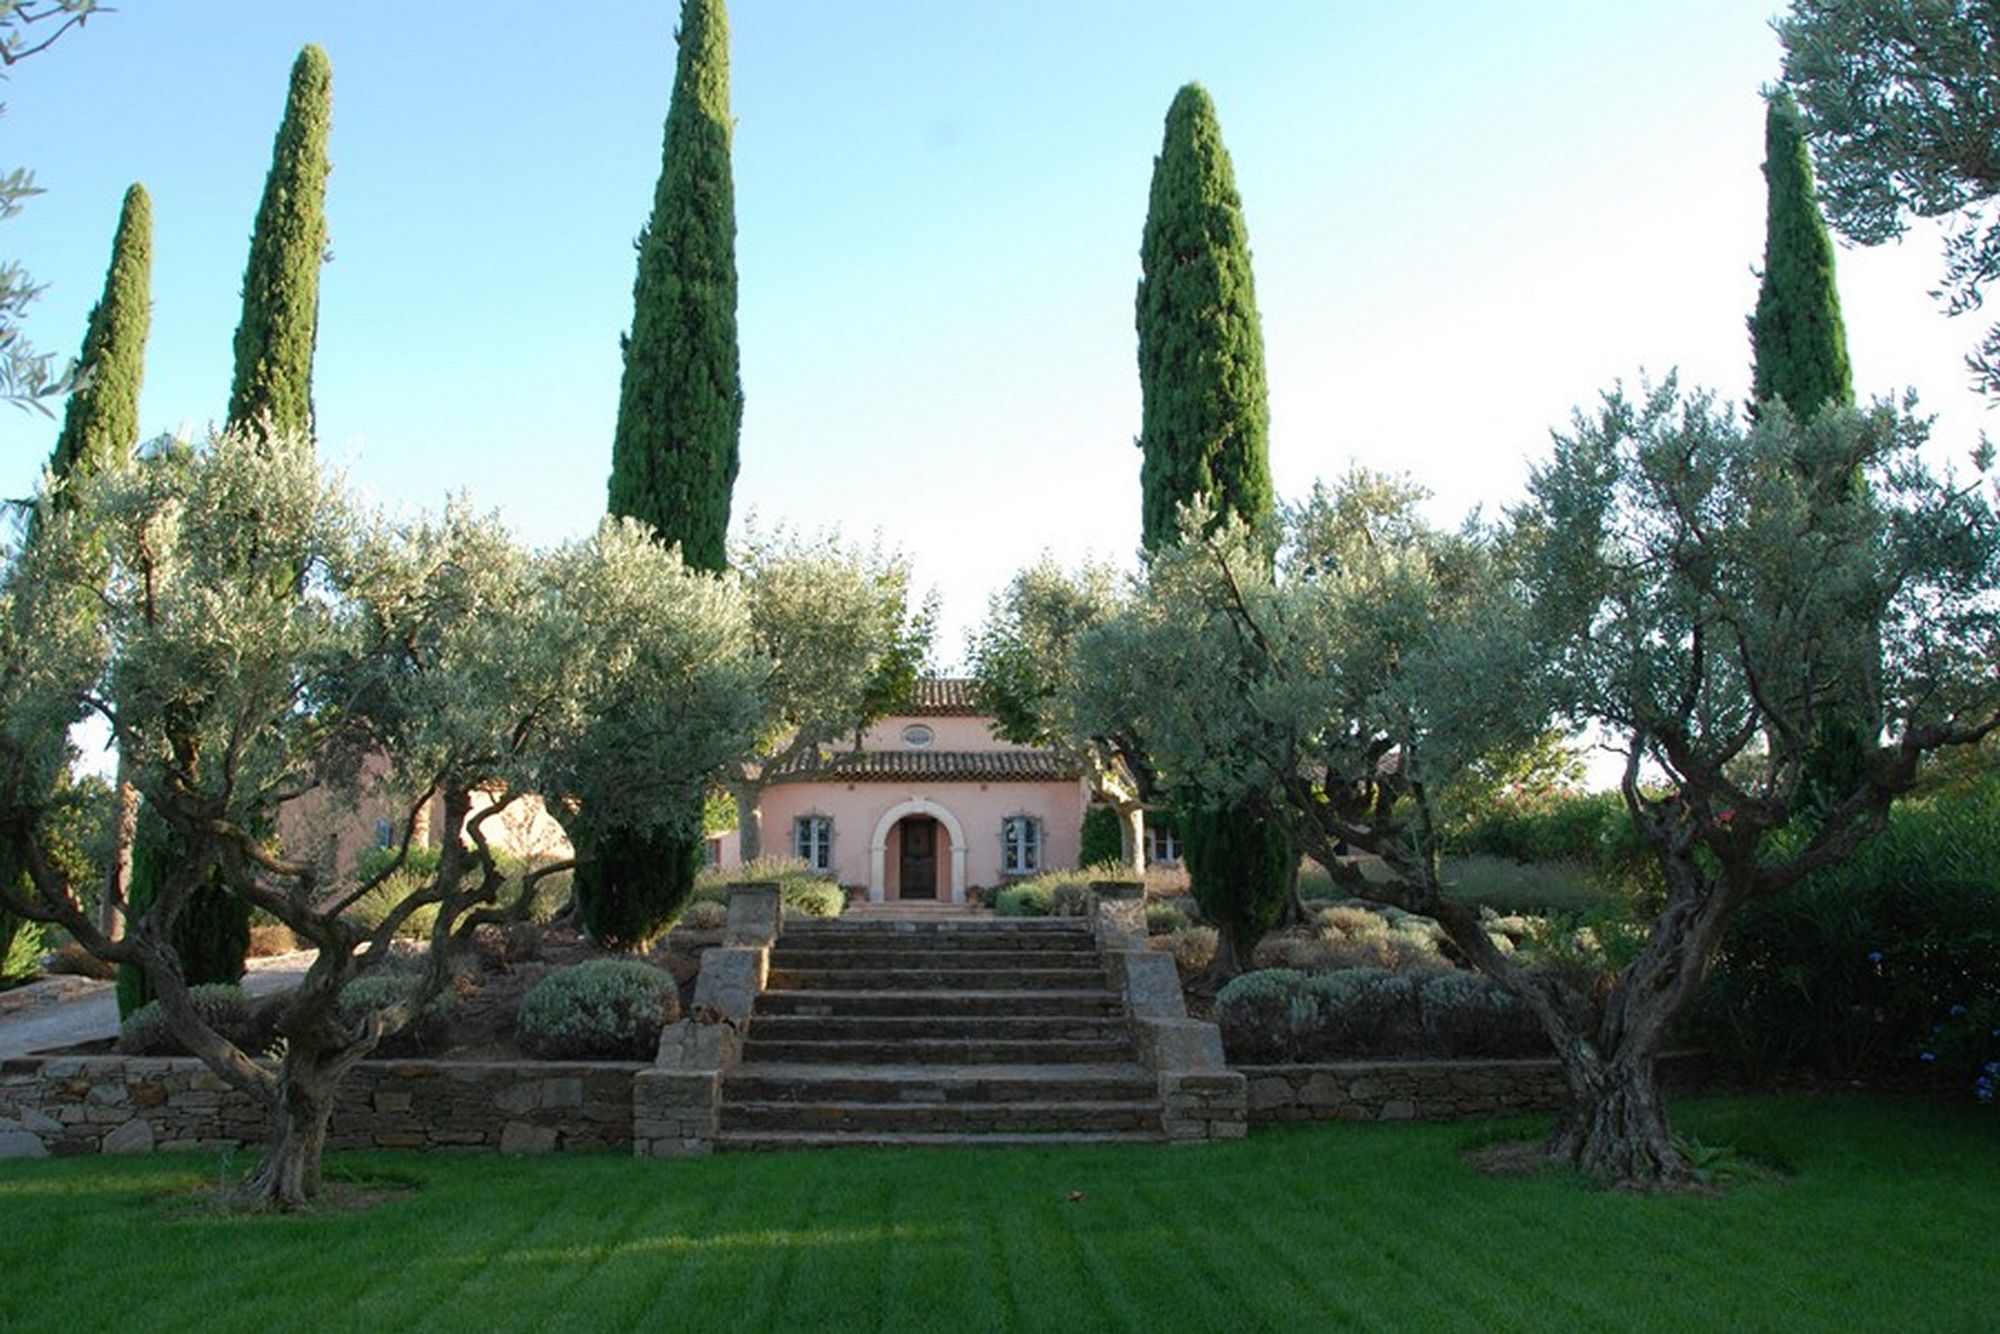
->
[0, 430, 761, 1207]
[969, 557, 1153, 874]
[1777, 0, 2000, 394]
[1076, 385, 2000, 1183]
[715, 528, 932, 861]
[0, 0, 105, 412]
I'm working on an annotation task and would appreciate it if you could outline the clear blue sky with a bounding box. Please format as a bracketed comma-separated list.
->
[4, 2, 1991, 664]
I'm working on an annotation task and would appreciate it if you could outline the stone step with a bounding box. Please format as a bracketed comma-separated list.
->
[740, 1036, 1137, 1066]
[753, 989, 1123, 1019]
[778, 926, 1095, 951]
[714, 1129, 1167, 1152]
[768, 947, 1093, 970]
[721, 1099, 1164, 1135]
[765, 966, 1108, 992]
[724, 1062, 1158, 1105]
[746, 1013, 1133, 1044]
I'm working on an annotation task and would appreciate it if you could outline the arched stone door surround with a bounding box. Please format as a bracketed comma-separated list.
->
[869, 798, 969, 904]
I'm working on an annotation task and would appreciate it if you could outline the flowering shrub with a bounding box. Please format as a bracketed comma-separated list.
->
[1693, 783, 2000, 1078]
[1921, 997, 2000, 1107]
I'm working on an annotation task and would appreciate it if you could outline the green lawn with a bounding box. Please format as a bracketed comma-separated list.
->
[2, 1096, 1993, 1332]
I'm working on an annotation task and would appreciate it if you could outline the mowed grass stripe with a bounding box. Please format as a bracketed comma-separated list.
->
[1, 1097, 1995, 1332]
[498, 1159, 704, 1332]
[590, 1158, 745, 1333]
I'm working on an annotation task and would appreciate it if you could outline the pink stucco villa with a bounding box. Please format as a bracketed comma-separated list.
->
[741, 679, 1089, 904]
[289, 679, 1097, 904]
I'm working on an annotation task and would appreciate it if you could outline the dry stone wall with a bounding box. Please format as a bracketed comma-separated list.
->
[1240, 1053, 1707, 1123]
[0, 1055, 642, 1159]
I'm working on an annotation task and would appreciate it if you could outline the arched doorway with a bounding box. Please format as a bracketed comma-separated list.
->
[869, 798, 968, 903]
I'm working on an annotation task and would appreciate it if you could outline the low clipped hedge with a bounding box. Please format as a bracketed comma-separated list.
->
[517, 959, 680, 1061]
[116, 983, 274, 1056]
[1217, 966, 1549, 1064]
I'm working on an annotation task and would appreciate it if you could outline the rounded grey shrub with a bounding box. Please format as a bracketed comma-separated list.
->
[338, 971, 458, 1057]
[1416, 972, 1548, 1058]
[680, 899, 728, 931]
[1218, 965, 1545, 1062]
[117, 983, 272, 1056]
[518, 959, 681, 1060]
[781, 881, 845, 918]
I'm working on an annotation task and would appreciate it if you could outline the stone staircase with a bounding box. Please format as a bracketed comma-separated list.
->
[715, 916, 1168, 1150]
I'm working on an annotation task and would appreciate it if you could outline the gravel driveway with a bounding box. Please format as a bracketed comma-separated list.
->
[0, 951, 316, 1061]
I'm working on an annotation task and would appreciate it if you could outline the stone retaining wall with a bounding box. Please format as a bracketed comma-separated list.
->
[0, 1055, 642, 1159]
[1242, 1058, 1565, 1123]
[4, 1049, 1708, 1159]
[1240, 1053, 1707, 1124]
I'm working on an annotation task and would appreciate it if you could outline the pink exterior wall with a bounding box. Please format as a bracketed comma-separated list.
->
[756, 777, 1087, 901]
[277, 755, 573, 889]
[858, 713, 1035, 752]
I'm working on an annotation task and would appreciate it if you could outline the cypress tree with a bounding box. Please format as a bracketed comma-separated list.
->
[584, 0, 741, 944]
[1750, 88, 1869, 813]
[38, 182, 152, 949]
[43, 183, 152, 522]
[1749, 88, 1852, 422]
[1137, 83, 1273, 554]
[1079, 806, 1125, 868]
[605, 0, 741, 572]
[226, 43, 333, 440]
[1134, 83, 1290, 974]
[121, 48, 333, 1012]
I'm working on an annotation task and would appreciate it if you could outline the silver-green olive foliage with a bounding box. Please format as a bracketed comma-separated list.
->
[1076, 381, 2000, 1180]
[722, 527, 933, 859]
[1777, 0, 2000, 393]
[971, 558, 1156, 870]
[0, 430, 761, 1205]
[1074, 476, 1540, 874]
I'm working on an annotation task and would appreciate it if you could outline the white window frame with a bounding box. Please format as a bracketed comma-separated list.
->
[1000, 814, 1043, 876]
[1146, 823, 1181, 867]
[794, 814, 834, 872]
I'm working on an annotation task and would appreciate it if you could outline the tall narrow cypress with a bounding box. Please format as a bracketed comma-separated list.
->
[39, 183, 152, 946]
[605, 0, 741, 571]
[1749, 87, 1870, 813]
[43, 183, 152, 521]
[1137, 84, 1273, 554]
[1135, 83, 1290, 974]
[122, 49, 332, 1013]
[586, 0, 741, 944]
[1749, 88, 1852, 422]
[226, 44, 333, 440]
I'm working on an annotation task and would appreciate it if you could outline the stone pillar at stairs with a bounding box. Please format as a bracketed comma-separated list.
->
[634, 882, 781, 1158]
[1090, 880, 1247, 1142]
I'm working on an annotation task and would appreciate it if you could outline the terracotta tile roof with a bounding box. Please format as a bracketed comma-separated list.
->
[770, 748, 1080, 784]
[905, 678, 980, 716]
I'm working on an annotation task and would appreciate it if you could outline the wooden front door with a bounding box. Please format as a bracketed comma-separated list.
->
[899, 817, 938, 899]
